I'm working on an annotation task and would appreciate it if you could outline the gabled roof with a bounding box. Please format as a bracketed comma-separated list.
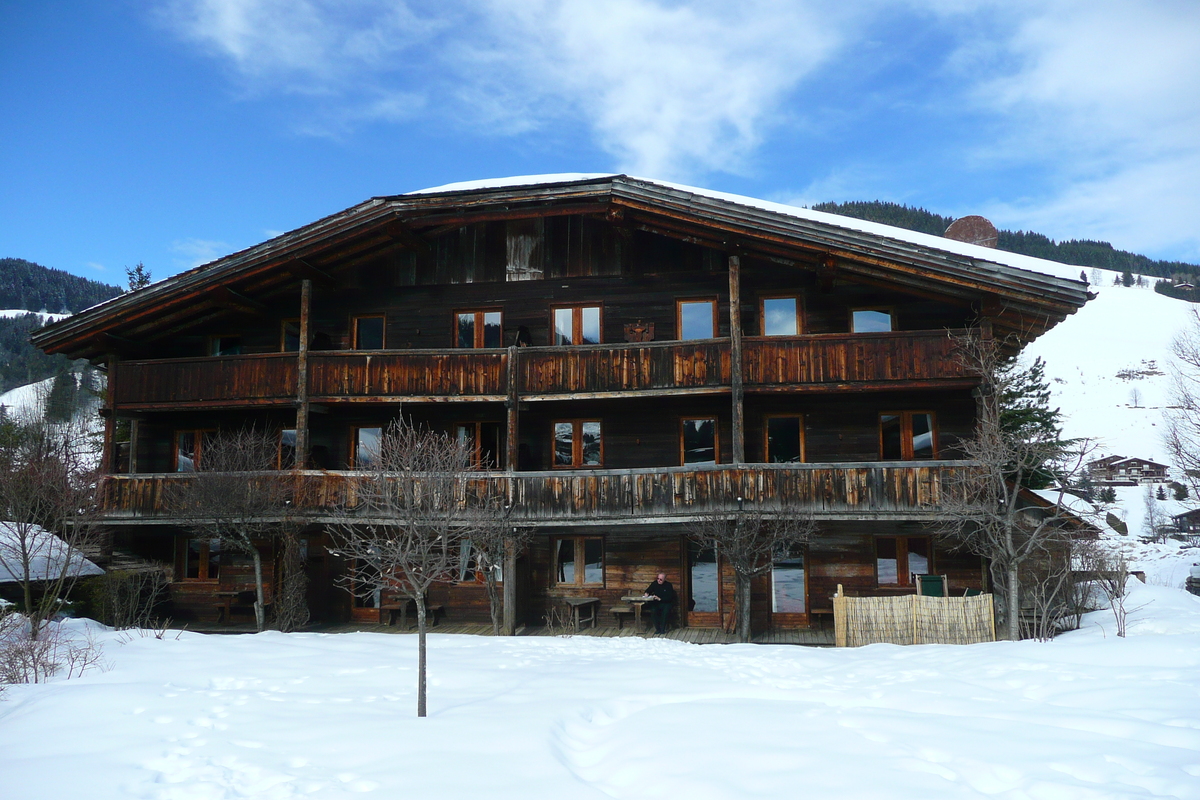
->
[33, 175, 1091, 360]
[1110, 457, 1170, 469]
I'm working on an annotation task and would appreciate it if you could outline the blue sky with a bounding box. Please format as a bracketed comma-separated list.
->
[3, 1, 1199, 286]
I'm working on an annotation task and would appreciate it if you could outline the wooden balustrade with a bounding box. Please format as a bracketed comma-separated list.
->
[307, 350, 507, 400]
[743, 330, 974, 387]
[112, 354, 297, 409]
[100, 462, 967, 522]
[109, 331, 977, 410]
[518, 339, 731, 397]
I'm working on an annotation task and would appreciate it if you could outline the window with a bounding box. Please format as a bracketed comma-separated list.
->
[456, 421, 503, 469]
[175, 429, 213, 472]
[458, 541, 502, 584]
[880, 412, 936, 460]
[182, 537, 221, 581]
[208, 335, 242, 356]
[552, 305, 602, 345]
[681, 418, 717, 465]
[876, 536, 931, 586]
[456, 310, 503, 348]
[677, 299, 717, 340]
[688, 540, 720, 613]
[353, 315, 385, 350]
[851, 308, 893, 333]
[281, 319, 301, 352]
[351, 426, 383, 468]
[764, 415, 804, 463]
[772, 550, 805, 613]
[552, 536, 604, 587]
[761, 296, 802, 336]
[278, 429, 297, 469]
[553, 420, 602, 468]
[350, 559, 382, 609]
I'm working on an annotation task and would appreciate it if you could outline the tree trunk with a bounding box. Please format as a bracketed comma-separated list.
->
[251, 547, 266, 633]
[415, 593, 428, 718]
[1007, 563, 1021, 641]
[484, 570, 501, 636]
[22, 558, 40, 640]
[502, 537, 517, 636]
[735, 572, 752, 644]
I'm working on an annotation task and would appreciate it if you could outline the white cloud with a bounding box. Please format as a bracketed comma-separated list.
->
[85, 262, 107, 272]
[171, 238, 231, 270]
[935, 0, 1200, 257]
[157, 0, 860, 178]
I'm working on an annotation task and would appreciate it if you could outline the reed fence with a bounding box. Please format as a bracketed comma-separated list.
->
[832, 585, 996, 647]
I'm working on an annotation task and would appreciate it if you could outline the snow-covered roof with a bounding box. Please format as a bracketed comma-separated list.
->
[0, 522, 103, 583]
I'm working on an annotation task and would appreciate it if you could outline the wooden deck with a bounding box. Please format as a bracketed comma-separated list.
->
[192, 620, 835, 645]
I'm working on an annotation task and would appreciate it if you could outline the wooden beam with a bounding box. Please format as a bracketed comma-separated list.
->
[284, 259, 337, 287]
[506, 346, 520, 472]
[729, 255, 744, 465]
[384, 220, 432, 256]
[502, 535, 518, 636]
[405, 201, 612, 232]
[210, 286, 268, 315]
[295, 279, 312, 468]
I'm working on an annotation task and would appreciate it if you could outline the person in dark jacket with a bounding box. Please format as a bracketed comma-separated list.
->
[644, 572, 677, 634]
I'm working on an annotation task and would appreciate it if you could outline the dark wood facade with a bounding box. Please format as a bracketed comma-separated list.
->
[34, 176, 1089, 630]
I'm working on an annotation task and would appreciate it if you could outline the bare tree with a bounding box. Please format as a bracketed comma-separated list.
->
[1075, 538, 1131, 637]
[1166, 309, 1200, 499]
[1142, 484, 1168, 543]
[468, 523, 531, 636]
[1129, 387, 1142, 408]
[686, 508, 814, 643]
[936, 334, 1093, 640]
[0, 408, 102, 640]
[171, 428, 298, 632]
[329, 421, 506, 717]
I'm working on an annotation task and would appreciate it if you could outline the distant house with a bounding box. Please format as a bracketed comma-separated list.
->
[1171, 509, 1200, 536]
[1087, 456, 1169, 485]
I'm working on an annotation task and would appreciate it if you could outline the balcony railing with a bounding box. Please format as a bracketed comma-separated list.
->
[109, 330, 976, 409]
[100, 462, 968, 523]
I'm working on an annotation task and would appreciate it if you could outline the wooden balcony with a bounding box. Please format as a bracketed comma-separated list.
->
[743, 330, 973, 389]
[99, 462, 969, 524]
[518, 339, 730, 398]
[112, 353, 297, 410]
[308, 350, 507, 401]
[109, 330, 977, 410]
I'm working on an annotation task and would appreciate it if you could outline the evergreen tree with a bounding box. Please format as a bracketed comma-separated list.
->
[125, 262, 152, 291]
[44, 368, 76, 422]
[1122, 270, 1134, 287]
[1099, 486, 1117, 503]
[1080, 270, 1088, 284]
[1156, 485, 1167, 501]
[1173, 482, 1190, 501]
[997, 356, 1065, 489]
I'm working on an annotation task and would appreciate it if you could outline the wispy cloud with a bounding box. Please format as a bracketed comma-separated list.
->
[171, 237, 231, 270]
[157, 0, 860, 178]
[84, 262, 107, 272]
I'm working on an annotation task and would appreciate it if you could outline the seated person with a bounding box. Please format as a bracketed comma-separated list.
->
[643, 572, 677, 634]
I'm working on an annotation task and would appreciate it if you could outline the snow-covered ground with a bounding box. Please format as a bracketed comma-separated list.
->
[1, 580, 1199, 800]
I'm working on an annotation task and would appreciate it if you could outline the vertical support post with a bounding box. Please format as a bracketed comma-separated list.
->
[128, 418, 140, 474]
[728, 255, 744, 465]
[295, 279, 312, 468]
[505, 345, 520, 472]
[102, 354, 118, 475]
[502, 534, 518, 636]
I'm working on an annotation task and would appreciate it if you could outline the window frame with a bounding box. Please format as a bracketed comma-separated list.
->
[454, 308, 504, 348]
[278, 428, 297, 470]
[676, 297, 719, 340]
[455, 421, 504, 470]
[850, 307, 895, 333]
[763, 414, 805, 463]
[350, 426, 384, 469]
[550, 535, 605, 588]
[207, 334, 242, 357]
[550, 303, 603, 346]
[680, 417, 719, 466]
[552, 419, 603, 469]
[759, 295, 804, 337]
[280, 318, 301, 352]
[352, 314, 386, 350]
[875, 535, 933, 587]
[174, 428, 215, 472]
[179, 536, 221, 582]
[879, 411, 937, 460]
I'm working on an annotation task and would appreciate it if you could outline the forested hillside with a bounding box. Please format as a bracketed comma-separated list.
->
[0, 258, 121, 394]
[812, 201, 1200, 281]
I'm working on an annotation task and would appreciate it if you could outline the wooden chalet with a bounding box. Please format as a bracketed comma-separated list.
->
[1087, 455, 1170, 485]
[32, 175, 1090, 631]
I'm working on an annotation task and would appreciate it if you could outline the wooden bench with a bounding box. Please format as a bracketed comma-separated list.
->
[611, 604, 636, 630]
[380, 600, 445, 628]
